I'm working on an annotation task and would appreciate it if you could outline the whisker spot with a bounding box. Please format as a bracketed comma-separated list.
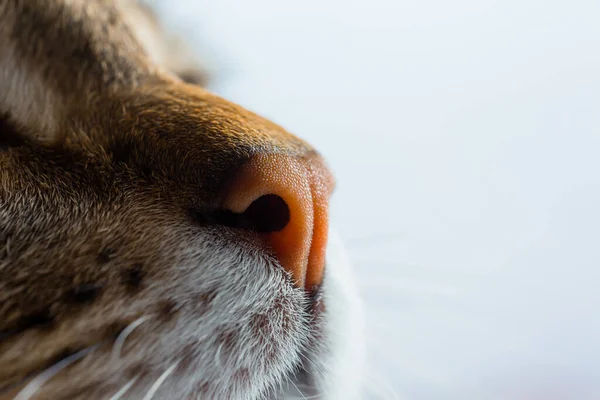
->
[121, 263, 144, 289]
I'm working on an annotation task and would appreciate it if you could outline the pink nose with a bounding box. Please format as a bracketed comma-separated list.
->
[223, 153, 334, 290]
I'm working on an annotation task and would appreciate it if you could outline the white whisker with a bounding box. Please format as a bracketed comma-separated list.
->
[364, 367, 402, 400]
[288, 380, 308, 400]
[14, 344, 101, 400]
[302, 356, 328, 385]
[141, 361, 179, 400]
[296, 393, 323, 400]
[111, 315, 150, 362]
[214, 342, 224, 370]
[107, 376, 139, 400]
[285, 382, 323, 400]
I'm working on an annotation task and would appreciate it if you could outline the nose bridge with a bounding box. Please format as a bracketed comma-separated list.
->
[223, 153, 334, 290]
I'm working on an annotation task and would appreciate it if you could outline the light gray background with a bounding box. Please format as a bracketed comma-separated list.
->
[149, 1, 600, 398]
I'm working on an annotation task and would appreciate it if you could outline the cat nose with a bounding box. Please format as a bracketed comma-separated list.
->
[223, 153, 334, 291]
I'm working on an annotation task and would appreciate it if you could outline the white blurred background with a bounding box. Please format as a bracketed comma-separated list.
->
[148, 1, 600, 398]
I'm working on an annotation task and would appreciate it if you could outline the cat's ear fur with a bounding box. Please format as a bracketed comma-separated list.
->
[120, 0, 209, 86]
[0, 0, 207, 144]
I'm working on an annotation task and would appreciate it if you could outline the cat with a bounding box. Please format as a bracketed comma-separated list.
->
[0, 0, 364, 399]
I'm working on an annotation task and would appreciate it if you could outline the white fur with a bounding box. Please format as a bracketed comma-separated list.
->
[315, 229, 365, 399]
[277, 228, 365, 400]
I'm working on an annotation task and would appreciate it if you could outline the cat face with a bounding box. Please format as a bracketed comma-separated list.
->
[0, 1, 363, 399]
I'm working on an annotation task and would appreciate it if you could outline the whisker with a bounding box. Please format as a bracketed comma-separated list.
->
[287, 385, 328, 399]
[141, 361, 179, 400]
[364, 367, 402, 400]
[14, 344, 101, 400]
[296, 393, 322, 400]
[302, 355, 325, 375]
[288, 380, 308, 400]
[214, 342, 224, 370]
[111, 315, 150, 362]
[284, 380, 323, 400]
[107, 376, 139, 400]
[300, 356, 330, 390]
[288, 393, 322, 400]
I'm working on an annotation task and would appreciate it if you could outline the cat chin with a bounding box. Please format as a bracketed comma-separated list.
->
[320, 228, 365, 399]
[282, 228, 365, 400]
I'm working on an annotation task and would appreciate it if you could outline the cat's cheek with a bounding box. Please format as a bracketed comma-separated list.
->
[318, 228, 366, 399]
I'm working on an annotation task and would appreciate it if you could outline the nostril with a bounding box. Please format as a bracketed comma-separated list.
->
[242, 194, 290, 233]
[221, 154, 333, 290]
[190, 195, 290, 233]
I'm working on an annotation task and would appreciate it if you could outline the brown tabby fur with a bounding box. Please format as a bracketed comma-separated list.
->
[0, 0, 333, 398]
